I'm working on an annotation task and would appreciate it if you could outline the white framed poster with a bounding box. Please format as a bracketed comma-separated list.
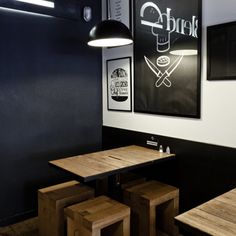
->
[107, 0, 131, 29]
[107, 57, 132, 112]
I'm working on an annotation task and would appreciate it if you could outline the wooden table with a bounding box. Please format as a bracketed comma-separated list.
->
[175, 188, 236, 236]
[49, 145, 175, 182]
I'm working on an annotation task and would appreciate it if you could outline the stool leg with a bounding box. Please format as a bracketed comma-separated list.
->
[91, 229, 101, 236]
[162, 197, 179, 236]
[172, 196, 179, 236]
[69, 214, 99, 236]
[148, 206, 156, 236]
[67, 218, 76, 236]
[102, 217, 130, 236]
[78, 223, 101, 236]
[138, 205, 156, 236]
[123, 215, 130, 236]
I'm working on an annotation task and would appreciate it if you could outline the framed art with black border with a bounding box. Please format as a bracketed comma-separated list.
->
[107, 57, 132, 112]
[134, 0, 202, 118]
[207, 21, 236, 81]
[107, 0, 131, 30]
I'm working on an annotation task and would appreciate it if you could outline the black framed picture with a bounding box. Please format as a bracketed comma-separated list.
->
[207, 21, 236, 80]
[107, 57, 132, 111]
[107, 0, 131, 30]
[134, 0, 202, 118]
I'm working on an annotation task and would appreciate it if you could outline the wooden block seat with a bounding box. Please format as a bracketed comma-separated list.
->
[123, 180, 179, 236]
[65, 195, 130, 236]
[120, 172, 146, 190]
[108, 172, 146, 201]
[38, 180, 94, 236]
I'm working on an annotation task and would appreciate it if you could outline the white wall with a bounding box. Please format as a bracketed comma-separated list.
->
[102, 0, 236, 148]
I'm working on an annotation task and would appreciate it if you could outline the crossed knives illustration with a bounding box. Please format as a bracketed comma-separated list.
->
[144, 55, 183, 87]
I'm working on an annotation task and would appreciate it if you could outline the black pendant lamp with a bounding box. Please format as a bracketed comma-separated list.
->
[170, 38, 198, 56]
[88, 0, 133, 47]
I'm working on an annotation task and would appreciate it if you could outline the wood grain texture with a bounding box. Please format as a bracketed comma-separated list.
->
[50, 145, 175, 182]
[123, 180, 179, 236]
[175, 188, 236, 236]
[65, 196, 130, 236]
[38, 181, 94, 236]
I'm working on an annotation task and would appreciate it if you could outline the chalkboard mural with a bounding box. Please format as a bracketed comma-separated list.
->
[134, 0, 201, 118]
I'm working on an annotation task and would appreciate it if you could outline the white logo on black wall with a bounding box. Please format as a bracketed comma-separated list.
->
[140, 1, 198, 88]
[110, 68, 128, 102]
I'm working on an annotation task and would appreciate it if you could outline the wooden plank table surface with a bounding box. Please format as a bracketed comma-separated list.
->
[49, 145, 175, 182]
[175, 188, 236, 236]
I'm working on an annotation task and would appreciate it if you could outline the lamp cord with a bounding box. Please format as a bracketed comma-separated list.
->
[107, 0, 111, 19]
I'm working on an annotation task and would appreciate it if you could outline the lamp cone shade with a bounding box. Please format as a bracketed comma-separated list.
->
[170, 38, 198, 56]
[88, 20, 133, 47]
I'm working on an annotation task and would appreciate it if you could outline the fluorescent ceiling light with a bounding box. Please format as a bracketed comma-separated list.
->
[16, 0, 54, 8]
[0, 6, 53, 17]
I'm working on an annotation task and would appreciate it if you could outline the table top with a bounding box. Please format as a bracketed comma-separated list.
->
[49, 145, 175, 182]
[175, 188, 236, 236]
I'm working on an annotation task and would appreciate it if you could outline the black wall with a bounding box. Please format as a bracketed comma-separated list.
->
[102, 126, 236, 213]
[0, 1, 102, 226]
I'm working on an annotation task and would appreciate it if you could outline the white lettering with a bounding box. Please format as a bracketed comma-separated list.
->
[140, 2, 198, 38]
[166, 8, 176, 33]
[193, 18, 198, 38]
[183, 21, 192, 36]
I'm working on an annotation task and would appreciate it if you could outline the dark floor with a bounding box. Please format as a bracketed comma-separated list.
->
[0, 217, 176, 236]
[0, 217, 38, 236]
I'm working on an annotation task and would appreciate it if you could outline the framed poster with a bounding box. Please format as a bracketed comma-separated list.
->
[107, 57, 132, 111]
[207, 21, 236, 80]
[134, 0, 202, 118]
[107, 0, 131, 29]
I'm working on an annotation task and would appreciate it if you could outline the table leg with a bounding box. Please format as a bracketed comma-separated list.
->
[95, 177, 109, 196]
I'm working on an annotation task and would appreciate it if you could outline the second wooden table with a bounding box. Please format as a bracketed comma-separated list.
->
[175, 188, 236, 236]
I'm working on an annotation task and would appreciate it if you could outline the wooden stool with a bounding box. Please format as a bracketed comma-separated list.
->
[123, 180, 179, 236]
[109, 172, 146, 201]
[38, 180, 94, 236]
[120, 172, 146, 190]
[65, 195, 130, 236]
